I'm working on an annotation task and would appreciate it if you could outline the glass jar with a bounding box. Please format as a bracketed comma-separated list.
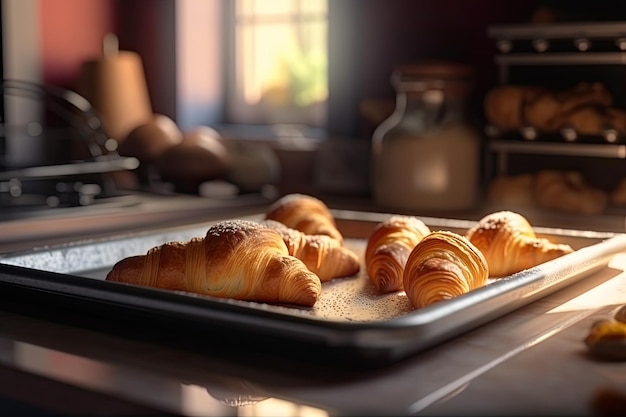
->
[371, 61, 482, 212]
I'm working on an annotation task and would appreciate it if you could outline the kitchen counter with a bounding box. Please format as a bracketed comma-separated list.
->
[0, 195, 626, 416]
[1, 256, 625, 416]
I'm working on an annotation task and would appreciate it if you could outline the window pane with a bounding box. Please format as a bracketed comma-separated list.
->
[231, 0, 328, 127]
[300, 0, 327, 16]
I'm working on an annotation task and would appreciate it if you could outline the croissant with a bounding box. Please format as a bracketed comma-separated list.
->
[483, 85, 548, 130]
[364, 215, 431, 293]
[465, 211, 574, 278]
[523, 83, 612, 132]
[106, 220, 322, 307]
[533, 170, 607, 215]
[265, 194, 343, 243]
[403, 230, 489, 309]
[261, 219, 360, 282]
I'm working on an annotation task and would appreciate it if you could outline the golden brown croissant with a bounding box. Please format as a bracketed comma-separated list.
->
[265, 194, 343, 243]
[261, 219, 360, 282]
[465, 211, 574, 278]
[364, 215, 431, 293]
[403, 231, 489, 309]
[524, 82, 612, 132]
[106, 220, 322, 307]
[483, 85, 548, 131]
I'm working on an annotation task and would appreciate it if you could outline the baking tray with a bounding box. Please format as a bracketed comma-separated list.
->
[0, 209, 625, 366]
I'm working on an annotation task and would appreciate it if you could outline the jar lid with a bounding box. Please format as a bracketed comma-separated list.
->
[391, 60, 475, 95]
[394, 60, 474, 81]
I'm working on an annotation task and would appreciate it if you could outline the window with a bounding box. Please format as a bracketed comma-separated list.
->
[226, 0, 328, 128]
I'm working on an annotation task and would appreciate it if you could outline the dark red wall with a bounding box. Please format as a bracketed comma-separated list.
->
[41, 0, 117, 90]
[40, 0, 175, 118]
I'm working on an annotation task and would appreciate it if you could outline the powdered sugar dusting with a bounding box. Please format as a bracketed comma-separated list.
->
[292, 238, 413, 321]
[206, 220, 264, 237]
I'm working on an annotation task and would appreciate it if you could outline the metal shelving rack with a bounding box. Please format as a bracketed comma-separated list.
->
[486, 21, 626, 174]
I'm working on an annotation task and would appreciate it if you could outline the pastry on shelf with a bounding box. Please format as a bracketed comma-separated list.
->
[403, 230, 489, 309]
[610, 177, 626, 207]
[533, 170, 608, 215]
[487, 173, 535, 208]
[555, 82, 612, 115]
[365, 215, 431, 293]
[557, 105, 607, 136]
[265, 193, 343, 243]
[466, 210, 574, 278]
[484, 85, 547, 131]
[106, 220, 322, 307]
[262, 219, 360, 282]
[524, 83, 612, 133]
[487, 171, 608, 215]
[484, 82, 614, 135]
[607, 107, 626, 134]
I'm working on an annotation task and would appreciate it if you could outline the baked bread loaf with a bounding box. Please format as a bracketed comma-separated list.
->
[403, 230, 488, 309]
[106, 220, 322, 307]
[265, 194, 343, 243]
[262, 219, 360, 282]
[365, 215, 431, 293]
[465, 211, 574, 278]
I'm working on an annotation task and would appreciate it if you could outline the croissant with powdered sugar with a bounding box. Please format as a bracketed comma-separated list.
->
[265, 193, 344, 243]
[106, 220, 322, 307]
[261, 219, 360, 282]
[465, 210, 574, 278]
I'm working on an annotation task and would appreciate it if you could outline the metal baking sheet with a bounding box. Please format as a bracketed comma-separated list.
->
[1, 209, 625, 365]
